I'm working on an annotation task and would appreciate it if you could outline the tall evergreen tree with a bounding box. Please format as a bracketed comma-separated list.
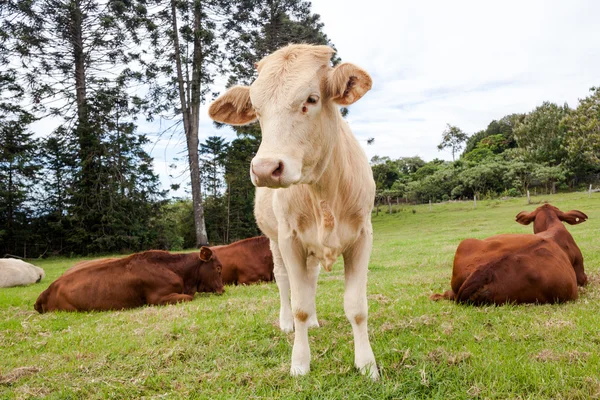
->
[0, 20, 41, 256]
[67, 84, 166, 254]
[200, 136, 229, 197]
[37, 129, 76, 254]
[224, 135, 261, 242]
[3, 0, 168, 254]
[224, 0, 338, 87]
[0, 110, 41, 257]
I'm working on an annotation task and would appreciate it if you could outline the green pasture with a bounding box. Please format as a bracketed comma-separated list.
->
[1, 192, 599, 399]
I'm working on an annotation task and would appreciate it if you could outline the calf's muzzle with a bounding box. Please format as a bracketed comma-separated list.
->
[251, 158, 285, 187]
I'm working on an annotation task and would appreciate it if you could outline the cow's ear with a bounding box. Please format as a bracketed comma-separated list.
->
[515, 211, 536, 225]
[326, 63, 372, 106]
[199, 247, 213, 262]
[558, 210, 588, 225]
[208, 86, 257, 125]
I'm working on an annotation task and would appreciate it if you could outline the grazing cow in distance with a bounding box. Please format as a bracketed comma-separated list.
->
[210, 236, 274, 285]
[431, 204, 588, 305]
[0, 259, 45, 288]
[34, 248, 224, 313]
[209, 44, 378, 379]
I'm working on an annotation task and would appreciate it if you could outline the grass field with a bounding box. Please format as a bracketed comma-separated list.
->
[1, 192, 599, 399]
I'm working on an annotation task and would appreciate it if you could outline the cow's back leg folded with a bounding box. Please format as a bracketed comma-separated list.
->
[143, 270, 193, 306]
[430, 290, 456, 301]
[148, 292, 194, 306]
[455, 263, 497, 305]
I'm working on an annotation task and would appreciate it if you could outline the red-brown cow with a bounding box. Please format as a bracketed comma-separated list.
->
[210, 236, 274, 285]
[431, 204, 588, 305]
[34, 248, 224, 313]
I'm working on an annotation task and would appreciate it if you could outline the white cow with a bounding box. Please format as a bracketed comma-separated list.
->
[209, 44, 378, 379]
[0, 259, 45, 288]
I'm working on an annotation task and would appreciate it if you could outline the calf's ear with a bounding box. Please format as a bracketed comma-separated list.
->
[208, 86, 257, 125]
[326, 63, 372, 106]
[199, 247, 213, 262]
[558, 210, 588, 225]
[515, 210, 536, 225]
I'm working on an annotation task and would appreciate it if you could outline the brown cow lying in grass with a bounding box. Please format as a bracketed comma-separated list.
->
[431, 204, 588, 305]
[34, 248, 224, 313]
[65, 236, 274, 286]
[211, 236, 274, 285]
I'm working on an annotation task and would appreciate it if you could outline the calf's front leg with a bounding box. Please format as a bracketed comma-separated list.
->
[343, 228, 379, 380]
[279, 234, 316, 376]
[270, 240, 294, 333]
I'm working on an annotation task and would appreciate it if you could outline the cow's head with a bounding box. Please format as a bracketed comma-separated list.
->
[208, 44, 372, 188]
[197, 247, 224, 295]
[516, 203, 588, 233]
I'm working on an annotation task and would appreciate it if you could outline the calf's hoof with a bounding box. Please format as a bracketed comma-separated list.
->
[358, 362, 379, 381]
[279, 317, 294, 333]
[290, 364, 309, 377]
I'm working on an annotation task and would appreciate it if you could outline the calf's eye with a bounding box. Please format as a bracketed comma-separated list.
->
[307, 95, 319, 104]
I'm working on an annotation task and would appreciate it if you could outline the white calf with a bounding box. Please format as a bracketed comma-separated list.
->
[209, 44, 378, 379]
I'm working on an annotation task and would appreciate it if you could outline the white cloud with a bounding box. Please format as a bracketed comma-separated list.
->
[310, 0, 600, 161]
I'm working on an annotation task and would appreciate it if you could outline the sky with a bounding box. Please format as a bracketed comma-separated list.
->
[30, 0, 600, 196]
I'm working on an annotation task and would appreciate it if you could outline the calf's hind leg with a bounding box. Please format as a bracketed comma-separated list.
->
[306, 256, 320, 328]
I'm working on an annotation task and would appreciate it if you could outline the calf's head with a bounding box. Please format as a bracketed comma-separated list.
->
[516, 203, 588, 233]
[197, 247, 224, 295]
[208, 44, 372, 188]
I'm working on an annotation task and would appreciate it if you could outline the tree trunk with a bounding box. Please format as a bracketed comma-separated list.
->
[226, 182, 231, 243]
[70, 0, 87, 124]
[170, 0, 208, 247]
[186, 129, 208, 246]
[7, 163, 14, 254]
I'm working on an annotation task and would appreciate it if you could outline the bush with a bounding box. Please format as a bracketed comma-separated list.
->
[506, 188, 521, 197]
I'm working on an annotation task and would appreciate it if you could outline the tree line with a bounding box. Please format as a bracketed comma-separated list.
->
[372, 89, 600, 209]
[2, 1, 597, 257]
[0, 0, 336, 257]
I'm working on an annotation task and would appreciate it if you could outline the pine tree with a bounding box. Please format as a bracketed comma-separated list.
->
[223, 135, 261, 242]
[200, 136, 229, 198]
[0, 111, 41, 257]
[3, 0, 167, 254]
[37, 129, 76, 254]
[224, 0, 339, 87]
[0, 19, 41, 256]
[68, 84, 166, 254]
